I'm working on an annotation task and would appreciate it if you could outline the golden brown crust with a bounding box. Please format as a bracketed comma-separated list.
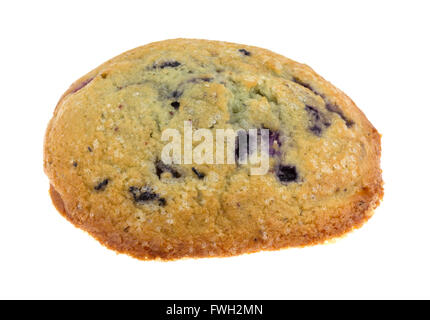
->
[50, 182, 383, 260]
[44, 39, 383, 260]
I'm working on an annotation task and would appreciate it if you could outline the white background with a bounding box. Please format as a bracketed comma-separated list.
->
[0, 0, 429, 300]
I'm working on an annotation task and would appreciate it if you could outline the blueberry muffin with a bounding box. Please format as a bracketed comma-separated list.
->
[44, 39, 383, 260]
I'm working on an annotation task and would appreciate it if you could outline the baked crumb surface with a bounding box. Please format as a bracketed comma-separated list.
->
[44, 39, 383, 260]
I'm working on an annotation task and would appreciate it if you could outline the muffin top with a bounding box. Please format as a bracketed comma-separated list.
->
[44, 39, 383, 260]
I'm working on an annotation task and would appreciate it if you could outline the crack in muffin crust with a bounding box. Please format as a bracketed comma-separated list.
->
[44, 39, 383, 260]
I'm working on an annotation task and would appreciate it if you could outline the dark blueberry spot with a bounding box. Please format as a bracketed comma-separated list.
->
[172, 90, 183, 99]
[293, 77, 354, 129]
[156, 160, 181, 178]
[170, 101, 180, 109]
[87, 146, 93, 152]
[94, 178, 109, 191]
[238, 49, 251, 56]
[71, 77, 94, 94]
[158, 197, 167, 206]
[309, 125, 322, 135]
[305, 105, 331, 136]
[325, 103, 354, 127]
[292, 77, 321, 96]
[154, 60, 181, 69]
[188, 77, 213, 83]
[139, 192, 156, 202]
[129, 186, 166, 206]
[129, 186, 157, 201]
[72, 161, 78, 167]
[276, 165, 298, 184]
[305, 105, 322, 121]
[293, 79, 354, 126]
[192, 167, 205, 179]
